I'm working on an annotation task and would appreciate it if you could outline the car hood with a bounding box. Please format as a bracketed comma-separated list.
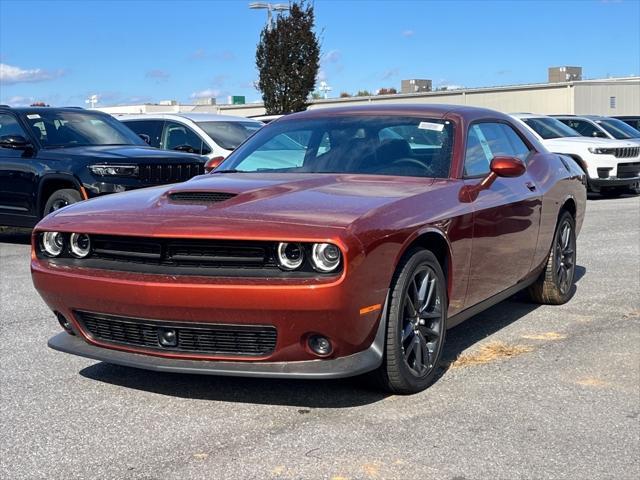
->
[39, 173, 437, 237]
[41, 145, 205, 163]
[542, 136, 638, 150]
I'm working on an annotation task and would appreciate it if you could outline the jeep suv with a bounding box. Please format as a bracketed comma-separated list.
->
[511, 113, 640, 196]
[0, 107, 206, 227]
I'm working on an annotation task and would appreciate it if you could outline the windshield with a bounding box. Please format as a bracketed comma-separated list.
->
[219, 116, 455, 178]
[595, 118, 640, 139]
[22, 110, 146, 148]
[197, 121, 262, 150]
[522, 117, 581, 139]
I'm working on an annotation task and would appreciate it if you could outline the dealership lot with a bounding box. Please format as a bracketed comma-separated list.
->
[0, 195, 638, 480]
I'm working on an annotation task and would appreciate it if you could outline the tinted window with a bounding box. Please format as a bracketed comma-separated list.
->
[196, 121, 262, 150]
[20, 110, 145, 148]
[124, 120, 164, 147]
[0, 114, 27, 138]
[596, 118, 640, 139]
[162, 121, 205, 154]
[221, 116, 454, 178]
[559, 119, 604, 138]
[464, 123, 531, 176]
[522, 117, 580, 139]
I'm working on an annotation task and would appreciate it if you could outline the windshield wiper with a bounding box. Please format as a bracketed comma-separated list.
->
[211, 169, 246, 174]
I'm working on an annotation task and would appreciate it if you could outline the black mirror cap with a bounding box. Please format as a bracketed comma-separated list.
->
[0, 134, 31, 150]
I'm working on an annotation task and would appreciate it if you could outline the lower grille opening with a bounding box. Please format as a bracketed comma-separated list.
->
[75, 311, 277, 357]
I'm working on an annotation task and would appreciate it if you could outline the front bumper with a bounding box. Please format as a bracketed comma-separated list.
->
[589, 176, 640, 189]
[48, 310, 385, 379]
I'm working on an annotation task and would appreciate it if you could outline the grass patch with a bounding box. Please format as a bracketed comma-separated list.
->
[450, 341, 533, 369]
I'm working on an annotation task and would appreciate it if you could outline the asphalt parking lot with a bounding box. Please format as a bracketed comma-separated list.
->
[1, 195, 638, 480]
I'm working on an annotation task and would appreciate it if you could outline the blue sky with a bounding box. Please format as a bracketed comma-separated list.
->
[1, 0, 639, 107]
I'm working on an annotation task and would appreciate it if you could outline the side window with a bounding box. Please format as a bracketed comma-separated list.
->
[564, 119, 601, 138]
[162, 121, 205, 154]
[317, 132, 331, 156]
[0, 114, 27, 139]
[464, 122, 531, 176]
[124, 120, 164, 148]
[499, 124, 531, 162]
[464, 125, 492, 176]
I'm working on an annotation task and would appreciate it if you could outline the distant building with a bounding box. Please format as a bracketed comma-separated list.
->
[194, 97, 216, 106]
[548, 66, 582, 83]
[401, 79, 432, 94]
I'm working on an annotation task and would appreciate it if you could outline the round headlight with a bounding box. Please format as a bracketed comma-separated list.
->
[41, 232, 65, 257]
[311, 243, 341, 273]
[276, 242, 304, 270]
[70, 233, 91, 258]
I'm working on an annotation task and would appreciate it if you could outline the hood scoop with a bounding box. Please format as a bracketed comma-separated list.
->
[168, 191, 237, 203]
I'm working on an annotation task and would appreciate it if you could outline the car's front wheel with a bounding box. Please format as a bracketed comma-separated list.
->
[528, 211, 577, 305]
[43, 189, 82, 216]
[376, 249, 447, 394]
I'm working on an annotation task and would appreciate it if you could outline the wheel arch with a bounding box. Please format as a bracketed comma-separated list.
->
[37, 175, 85, 217]
[395, 228, 453, 305]
[560, 195, 577, 220]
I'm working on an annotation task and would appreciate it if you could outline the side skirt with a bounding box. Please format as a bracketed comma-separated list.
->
[447, 274, 538, 329]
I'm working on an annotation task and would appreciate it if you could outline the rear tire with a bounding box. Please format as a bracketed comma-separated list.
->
[375, 249, 447, 394]
[43, 189, 82, 216]
[528, 211, 576, 305]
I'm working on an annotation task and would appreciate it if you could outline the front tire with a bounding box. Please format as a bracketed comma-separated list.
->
[528, 211, 576, 305]
[43, 189, 82, 216]
[376, 249, 447, 394]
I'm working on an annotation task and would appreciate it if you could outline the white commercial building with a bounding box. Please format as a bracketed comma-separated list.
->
[97, 76, 640, 118]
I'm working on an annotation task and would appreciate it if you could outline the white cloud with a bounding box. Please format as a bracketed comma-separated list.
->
[322, 50, 341, 64]
[402, 29, 415, 38]
[190, 89, 220, 99]
[0, 63, 64, 85]
[4, 95, 35, 106]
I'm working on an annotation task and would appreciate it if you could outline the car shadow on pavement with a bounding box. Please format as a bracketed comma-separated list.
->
[80, 265, 586, 408]
[0, 227, 32, 245]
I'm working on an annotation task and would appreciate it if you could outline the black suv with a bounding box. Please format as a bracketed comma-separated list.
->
[0, 107, 206, 227]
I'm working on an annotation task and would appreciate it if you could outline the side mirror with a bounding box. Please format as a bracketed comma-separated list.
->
[138, 133, 151, 144]
[459, 156, 526, 202]
[0, 135, 31, 150]
[204, 156, 225, 173]
[490, 156, 526, 178]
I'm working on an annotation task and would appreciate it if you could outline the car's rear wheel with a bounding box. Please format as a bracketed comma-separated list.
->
[376, 249, 447, 394]
[43, 189, 82, 216]
[528, 211, 576, 305]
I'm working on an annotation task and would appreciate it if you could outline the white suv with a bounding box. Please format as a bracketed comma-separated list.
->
[511, 114, 640, 196]
[119, 113, 263, 161]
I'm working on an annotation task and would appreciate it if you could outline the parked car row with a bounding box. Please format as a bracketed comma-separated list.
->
[510, 113, 640, 197]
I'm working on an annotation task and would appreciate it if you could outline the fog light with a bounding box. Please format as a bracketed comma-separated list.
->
[597, 167, 612, 179]
[308, 335, 332, 356]
[55, 312, 75, 335]
[158, 328, 178, 347]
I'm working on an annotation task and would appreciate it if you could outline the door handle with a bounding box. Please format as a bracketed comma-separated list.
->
[526, 182, 537, 192]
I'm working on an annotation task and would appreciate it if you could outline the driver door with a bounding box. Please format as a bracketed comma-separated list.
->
[463, 121, 542, 307]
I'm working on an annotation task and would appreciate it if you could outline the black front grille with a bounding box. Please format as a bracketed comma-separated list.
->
[618, 162, 640, 179]
[76, 311, 277, 356]
[89, 235, 274, 269]
[139, 163, 204, 184]
[613, 147, 640, 159]
[168, 191, 237, 203]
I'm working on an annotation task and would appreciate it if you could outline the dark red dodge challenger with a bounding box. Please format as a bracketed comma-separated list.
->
[32, 105, 586, 394]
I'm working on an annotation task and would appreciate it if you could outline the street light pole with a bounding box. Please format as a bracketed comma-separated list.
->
[249, 2, 290, 31]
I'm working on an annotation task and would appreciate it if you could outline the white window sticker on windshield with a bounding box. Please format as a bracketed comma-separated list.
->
[418, 121, 444, 132]
[27, 114, 41, 119]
